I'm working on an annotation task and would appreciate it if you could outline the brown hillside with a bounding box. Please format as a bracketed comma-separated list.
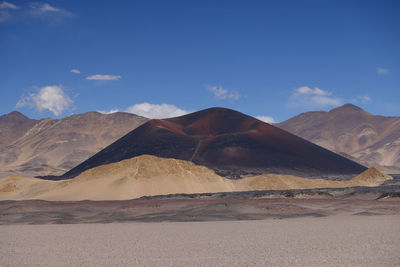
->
[0, 111, 148, 178]
[63, 107, 366, 179]
[277, 104, 400, 173]
[0, 111, 38, 148]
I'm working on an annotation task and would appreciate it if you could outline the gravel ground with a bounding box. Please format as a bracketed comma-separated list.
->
[1, 215, 400, 266]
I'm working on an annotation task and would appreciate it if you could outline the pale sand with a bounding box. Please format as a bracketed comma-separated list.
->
[1, 216, 399, 266]
[0, 155, 391, 201]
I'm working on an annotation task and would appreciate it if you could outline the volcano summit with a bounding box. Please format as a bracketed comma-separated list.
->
[62, 107, 366, 179]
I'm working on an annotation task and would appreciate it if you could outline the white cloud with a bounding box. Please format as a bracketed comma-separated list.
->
[294, 86, 332, 96]
[256, 116, 275, 123]
[0, 1, 18, 9]
[125, 103, 189, 119]
[70, 69, 80, 74]
[207, 85, 240, 100]
[0, 1, 18, 22]
[358, 95, 371, 105]
[39, 3, 60, 12]
[30, 3, 60, 13]
[86, 74, 121, 81]
[290, 86, 342, 108]
[98, 109, 119, 114]
[16, 85, 73, 116]
[29, 2, 72, 19]
[377, 67, 389, 76]
[1, 2, 72, 23]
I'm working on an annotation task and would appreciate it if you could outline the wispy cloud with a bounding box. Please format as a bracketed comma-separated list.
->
[38, 3, 59, 12]
[256, 116, 275, 123]
[294, 86, 332, 96]
[70, 69, 81, 74]
[98, 109, 119, 114]
[357, 95, 371, 105]
[29, 2, 69, 15]
[0, 1, 18, 9]
[289, 86, 342, 108]
[377, 67, 389, 76]
[207, 85, 240, 101]
[86, 74, 121, 81]
[16, 85, 73, 116]
[125, 103, 189, 119]
[0, 1, 18, 22]
[1, 2, 72, 23]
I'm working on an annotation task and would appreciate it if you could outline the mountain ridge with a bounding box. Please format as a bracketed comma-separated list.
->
[0, 111, 149, 178]
[0, 111, 38, 148]
[62, 107, 366, 180]
[276, 104, 400, 173]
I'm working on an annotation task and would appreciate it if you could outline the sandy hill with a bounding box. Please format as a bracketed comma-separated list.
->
[276, 104, 400, 173]
[0, 155, 391, 201]
[62, 107, 366, 180]
[237, 166, 392, 191]
[0, 155, 235, 201]
[0, 111, 148, 178]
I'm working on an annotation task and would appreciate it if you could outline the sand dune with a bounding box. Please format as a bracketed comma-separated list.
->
[0, 155, 392, 201]
[237, 166, 391, 191]
[0, 155, 235, 201]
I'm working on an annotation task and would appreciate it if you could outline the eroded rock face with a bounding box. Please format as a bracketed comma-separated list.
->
[277, 104, 400, 173]
[0, 111, 148, 178]
[63, 107, 366, 180]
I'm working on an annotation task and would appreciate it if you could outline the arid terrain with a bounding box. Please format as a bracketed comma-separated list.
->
[1, 215, 399, 266]
[2, 1, 398, 265]
[1, 107, 399, 266]
[0, 111, 148, 178]
[277, 104, 400, 173]
[62, 107, 366, 180]
[2, 104, 399, 179]
[0, 155, 393, 201]
[2, 180, 400, 265]
[1, 171, 399, 224]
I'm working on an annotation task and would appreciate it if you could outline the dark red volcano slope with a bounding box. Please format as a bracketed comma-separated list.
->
[62, 108, 366, 179]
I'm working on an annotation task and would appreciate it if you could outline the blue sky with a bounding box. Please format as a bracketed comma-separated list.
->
[1, 0, 399, 122]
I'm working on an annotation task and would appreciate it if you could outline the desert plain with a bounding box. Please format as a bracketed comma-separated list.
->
[1, 214, 399, 266]
[2, 0, 400, 264]
[1, 108, 400, 266]
[1, 131, 400, 266]
[1, 180, 400, 266]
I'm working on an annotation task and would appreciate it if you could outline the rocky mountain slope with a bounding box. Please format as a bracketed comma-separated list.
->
[277, 104, 400, 173]
[62, 107, 366, 179]
[0, 111, 148, 178]
[0, 111, 38, 147]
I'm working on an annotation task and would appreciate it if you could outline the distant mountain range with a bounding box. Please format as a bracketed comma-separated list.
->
[61, 107, 365, 180]
[277, 104, 400, 173]
[0, 111, 148, 178]
[0, 103, 398, 178]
